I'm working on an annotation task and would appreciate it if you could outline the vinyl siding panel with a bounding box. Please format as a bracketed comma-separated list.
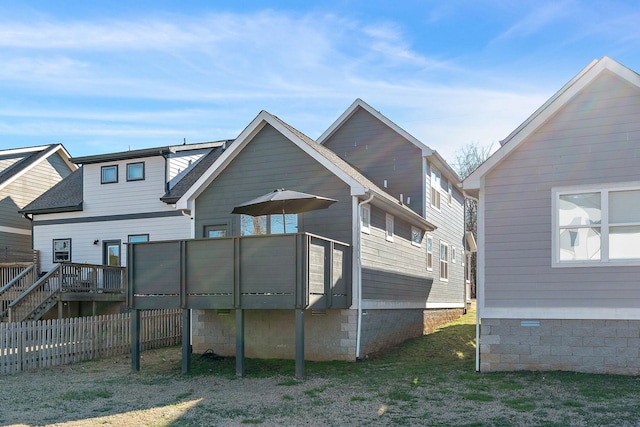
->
[483, 70, 640, 310]
[82, 156, 173, 216]
[424, 163, 466, 304]
[33, 215, 191, 271]
[168, 149, 209, 189]
[321, 108, 424, 215]
[0, 152, 73, 249]
[194, 124, 353, 245]
[361, 205, 433, 302]
[0, 231, 30, 251]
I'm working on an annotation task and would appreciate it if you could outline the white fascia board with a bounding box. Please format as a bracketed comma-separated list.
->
[0, 145, 51, 157]
[0, 144, 75, 191]
[317, 98, 433, 156]
[482, 307, 640, 320]
[362, 300, 465, 309]
[175, 114, 270, 209]
[464, 56, 638, 190]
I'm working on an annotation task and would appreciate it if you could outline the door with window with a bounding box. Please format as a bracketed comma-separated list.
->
[102, 240, 121, 290]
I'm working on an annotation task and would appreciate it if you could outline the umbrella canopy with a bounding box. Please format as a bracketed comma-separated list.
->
[231, 188, 338, 216]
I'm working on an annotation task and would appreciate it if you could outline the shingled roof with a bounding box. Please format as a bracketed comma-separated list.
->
[20, 168, 84, 214]
[0, 144, 71, 189]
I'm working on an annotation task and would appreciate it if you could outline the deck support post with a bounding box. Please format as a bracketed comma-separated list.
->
[131, 309, 141, 371]
[181, 309, 191, 373]
[236, 308, 245, 377]
[295, 308, 305, 379]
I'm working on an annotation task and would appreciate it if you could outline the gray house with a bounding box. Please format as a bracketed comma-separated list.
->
[129, 108, 465, 363]
[0, 144, 75, 256]
[464, 56, 640, 375]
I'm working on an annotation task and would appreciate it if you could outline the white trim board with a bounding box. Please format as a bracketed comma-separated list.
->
[482, 307, 640, 320]
[0, 226, 31, 236]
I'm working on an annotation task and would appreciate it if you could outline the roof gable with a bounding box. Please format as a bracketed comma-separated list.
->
[0, 144, 75, 191]
[175, 110, 436, 230]
[464, 56, 640, 190]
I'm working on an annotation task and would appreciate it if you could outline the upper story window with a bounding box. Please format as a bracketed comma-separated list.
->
[430, 168, 441, 210]
[53, 238, 71, 262]
[385, 214, 394, 242]
[101, 165, 118, 184]
[411, 227, 423, 247]
[451, 246, 457, 264]
[240, 214, 298, 235]
[553, 184, 640, 266]
[127, 162, 145, 181]
[361, 204, 371, 234]
[447, 181, 453, 205]
[440, 241, 449, 281]
[426, 234, 433, 271]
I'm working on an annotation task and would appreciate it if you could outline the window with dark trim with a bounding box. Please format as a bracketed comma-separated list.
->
[101, 165, 118, 184]
[53, 238, 71, 262]
[127, 162, 145, 181]
[128, 234, 149, 243]
[204, 225, 228, 238]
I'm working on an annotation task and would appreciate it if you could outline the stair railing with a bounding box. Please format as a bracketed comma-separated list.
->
[8, 264, 62, 323]
[0, 264, 36, 319]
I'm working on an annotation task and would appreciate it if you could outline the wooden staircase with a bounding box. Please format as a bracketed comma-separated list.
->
[1, 263, 126, 323]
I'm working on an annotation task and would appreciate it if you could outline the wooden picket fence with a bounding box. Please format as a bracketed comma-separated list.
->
[0, 309, 182, 374]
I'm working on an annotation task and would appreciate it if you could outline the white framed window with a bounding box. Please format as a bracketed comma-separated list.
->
[126, 162, 145, 181]
[128, 234, 149, 243]
[553, 183, 640, 266]
[440, 241, 449, 281]
[452, 246, 457, 264]
[361, 204, 371, 234]
[101, 165, 118, 184]
[447, 181, 453, 205]
[411, 227, 423, 247]
[430, 168, 441, 210]
[426, 234, 433, 271]
[53, 238, 71, 262]
[385, 214, 394, 242]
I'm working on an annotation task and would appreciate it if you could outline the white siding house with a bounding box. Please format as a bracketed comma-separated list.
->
[464, 56, 640, 375]
[22, 142, 230, 271]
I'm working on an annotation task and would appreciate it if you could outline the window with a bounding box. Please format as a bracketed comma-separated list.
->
[385, 214, 394, 242]
[430, 168, 441, 210]
[101, 165, 118, 184]
[451, 246, 457, 264]
[240, 214, 298, 235]
[411, 227, 423, 247]
[128, 234, 149, 243]
[426, 234, 433, 271]
[554, 185, 640, 266]
[53, 239, 71, 262]
[361, 204, 371, 234]
[440, 241, 449, 281]
[447, 181, 453, 205]
[127, 162, 145, 181]
[204, 225, 227, 238]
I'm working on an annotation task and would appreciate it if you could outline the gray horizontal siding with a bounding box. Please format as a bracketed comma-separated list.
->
[361, 204, 432, 302]
[195, 124, 353, 245]
[322, 108, 425, 215]
[483, 70, 640, 310]
[0, 231, 30, 250]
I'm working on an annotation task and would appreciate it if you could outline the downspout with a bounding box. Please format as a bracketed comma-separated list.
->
[356, 192, 374, 361]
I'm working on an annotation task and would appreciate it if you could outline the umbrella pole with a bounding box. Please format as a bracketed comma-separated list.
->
[282, 208, 286, 234]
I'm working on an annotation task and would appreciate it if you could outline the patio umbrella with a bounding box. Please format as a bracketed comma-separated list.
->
[231, 188, 338, 233]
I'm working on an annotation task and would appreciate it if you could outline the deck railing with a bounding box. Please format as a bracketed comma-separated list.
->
[128, 233, 351, 311]
[7, 263, 126, 323]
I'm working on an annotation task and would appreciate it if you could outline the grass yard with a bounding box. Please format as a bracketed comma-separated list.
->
[2, 308, 640, 426]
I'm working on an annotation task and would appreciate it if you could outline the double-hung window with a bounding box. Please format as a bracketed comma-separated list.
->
[440, 241, 449, 281]
[553, 184, 640, 266]
[426, 234, 433, 271]
[361, 204, 371, 234]
[385, 214, 394, 242]
[53, 239, 71, 262]
[431, 168, 441, 210]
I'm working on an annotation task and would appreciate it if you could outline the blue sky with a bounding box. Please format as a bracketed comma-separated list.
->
[1, 1, 639, 163]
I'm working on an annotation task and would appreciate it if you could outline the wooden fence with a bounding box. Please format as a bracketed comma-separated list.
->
[0, 309, 182, 374]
